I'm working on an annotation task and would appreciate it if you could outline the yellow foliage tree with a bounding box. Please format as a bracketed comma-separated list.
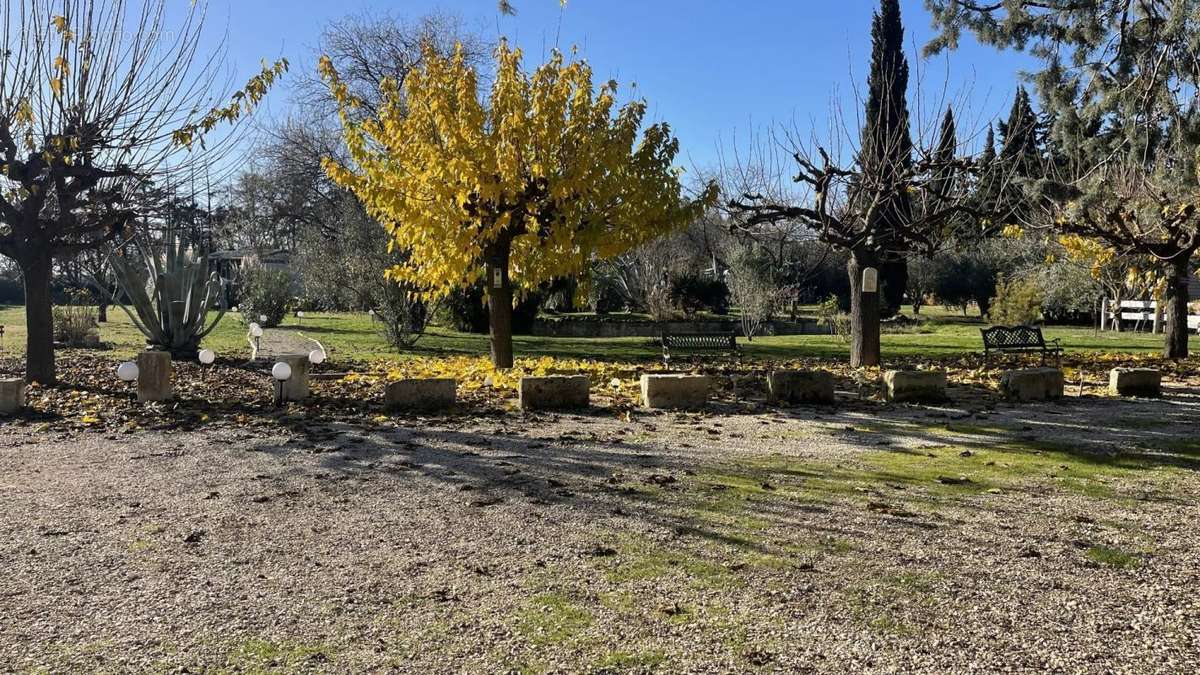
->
[320, 41, 713, 366]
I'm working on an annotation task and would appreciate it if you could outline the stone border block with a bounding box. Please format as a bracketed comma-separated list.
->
[768, 370, 835, 404]
[1000, 367, 1064, 402]
[136, 351, 173, 403]
[883, 370, 947, 403]
[278, 354, 311, 402]
[519, 375, 590, 411]
[1109, 368, 1161, 398]
[0, 378, 25, 415]
[640, 374, 712, 409]
[385, 378, 457, 411]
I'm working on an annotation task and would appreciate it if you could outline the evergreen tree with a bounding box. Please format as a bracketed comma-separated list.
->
[927, 0, 1200, 359]
[998, 87, 1040, 177]
[860, 0, 913, 318]
[980, 125, 996, 166]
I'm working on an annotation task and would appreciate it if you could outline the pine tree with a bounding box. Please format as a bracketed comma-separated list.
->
[860, 0, 913, 319]
[927, 1, 1200, 359]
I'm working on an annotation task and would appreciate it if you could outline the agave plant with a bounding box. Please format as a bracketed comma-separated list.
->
[105, 230, 226, 357]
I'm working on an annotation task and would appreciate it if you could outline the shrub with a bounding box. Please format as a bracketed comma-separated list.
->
[376, 285, 430, 349]
[437, 282, 542, 335]
[816, 294, 850, 342]
[438, 284, 490, 333]
[726, 245, 786, 340]
[989, 278, 1043, 326]
[238, 258, 293, 328]
[669, 272, 730, 316]
[52, 290, 100, 347]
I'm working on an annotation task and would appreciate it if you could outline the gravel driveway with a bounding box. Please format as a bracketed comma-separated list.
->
[2, 391, 1198, 673]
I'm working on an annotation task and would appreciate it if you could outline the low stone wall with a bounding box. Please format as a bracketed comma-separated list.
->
[531, 317, 823, 338]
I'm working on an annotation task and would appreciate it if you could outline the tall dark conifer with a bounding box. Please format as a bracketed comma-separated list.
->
[998, 87, 1040, 176]
[981, 125, 996, 166]
[859, 0, 913, 317]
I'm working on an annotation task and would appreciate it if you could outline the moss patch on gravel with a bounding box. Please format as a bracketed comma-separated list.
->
[220, 637, 336, 673]
[517, 593, 594, 646]
[1085, 544, 1141, 569]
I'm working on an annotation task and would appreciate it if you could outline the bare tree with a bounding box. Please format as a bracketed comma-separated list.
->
[0, 0, 284, 383]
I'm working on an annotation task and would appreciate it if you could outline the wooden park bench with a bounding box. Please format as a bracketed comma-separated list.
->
[980, 325, 1063, 364]
[661, 330, 737, 365]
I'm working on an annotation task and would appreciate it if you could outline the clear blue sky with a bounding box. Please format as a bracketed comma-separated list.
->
[206, 0, 1034, 172]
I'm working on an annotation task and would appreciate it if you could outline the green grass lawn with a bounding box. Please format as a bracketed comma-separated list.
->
[0, 304, 1167, 364]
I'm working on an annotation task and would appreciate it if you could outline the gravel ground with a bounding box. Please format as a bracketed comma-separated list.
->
[1, 390, 1198, 673]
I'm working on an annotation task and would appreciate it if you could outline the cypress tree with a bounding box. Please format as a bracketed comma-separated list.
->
[859, 0, 913, 318]
[998, 86, 1040, 176]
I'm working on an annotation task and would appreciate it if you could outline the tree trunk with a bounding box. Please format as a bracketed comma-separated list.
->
[21, 254, 56, 384]
[98, 301, 108, 323]
[1163, 257, 1190, 360]
[848, 250, 881, 368]
[485, 239, 514, 369]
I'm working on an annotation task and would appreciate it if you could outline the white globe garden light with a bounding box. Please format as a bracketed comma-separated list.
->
[308, 349, 325, 365]
[249, 324, 264, 338]
[272, 361, 293, 382]
[198, 349, 216, 365]
[259, 314, 268, 323]
[231, 306, 239, 313]
[117, 361, 139, 382]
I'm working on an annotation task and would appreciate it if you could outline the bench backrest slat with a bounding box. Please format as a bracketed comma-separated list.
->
[981, 325, 1047, 350]
[662, 331, 737, 351]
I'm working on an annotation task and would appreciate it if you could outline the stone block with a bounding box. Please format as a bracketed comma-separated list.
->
[883, 370, 947, 403]
[136, 351, 173, 403]
[0, 378, 25, 414]
[1109, 368, 1161, 398]
[385, 378, 457, 411]
[768, 370, 835, 404]
[1000, 367, 1064, 402]
[519, 375, 590, 411]
[640, 374, 712, 409]
[278, 354, 310, 402]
